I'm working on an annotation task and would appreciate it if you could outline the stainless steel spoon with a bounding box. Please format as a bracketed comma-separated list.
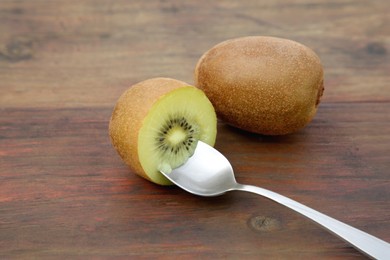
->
[160, 141, 390, 259]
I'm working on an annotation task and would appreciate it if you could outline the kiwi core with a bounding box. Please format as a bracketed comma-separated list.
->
[168, 127, 186, 143]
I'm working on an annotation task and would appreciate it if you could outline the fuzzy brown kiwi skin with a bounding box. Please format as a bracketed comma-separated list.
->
[195, 36, 324, 135]
[109, 77, 190, 182]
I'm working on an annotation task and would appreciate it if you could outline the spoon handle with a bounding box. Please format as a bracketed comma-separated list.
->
[236, 184, 390, 259]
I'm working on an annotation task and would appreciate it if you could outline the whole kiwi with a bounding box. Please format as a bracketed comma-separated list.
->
[194, 36, 324, 135]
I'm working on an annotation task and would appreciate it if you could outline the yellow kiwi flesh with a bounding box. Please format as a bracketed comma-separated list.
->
[195, 36, 324, 135]
[109, 78, 217, 185]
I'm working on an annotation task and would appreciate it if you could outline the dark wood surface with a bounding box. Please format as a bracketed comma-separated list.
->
[1, 1, 389, 259]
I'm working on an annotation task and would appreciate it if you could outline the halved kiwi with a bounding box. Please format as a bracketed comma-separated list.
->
[109, 77, 217, 185]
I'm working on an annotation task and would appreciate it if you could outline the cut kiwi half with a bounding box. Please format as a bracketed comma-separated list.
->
[109, 77, 217, 185]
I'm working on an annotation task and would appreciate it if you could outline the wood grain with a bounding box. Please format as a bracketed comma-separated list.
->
[0, 0, 389, 108]
[1, 0, 389, 259]
[1, 104, 389, 259]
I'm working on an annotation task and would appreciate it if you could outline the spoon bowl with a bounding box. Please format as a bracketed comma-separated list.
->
[161, 141, 236, 196]
[160, 141, 390, 259]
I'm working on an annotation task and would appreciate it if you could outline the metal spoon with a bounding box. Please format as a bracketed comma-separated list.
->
[160, 141, 390, 259]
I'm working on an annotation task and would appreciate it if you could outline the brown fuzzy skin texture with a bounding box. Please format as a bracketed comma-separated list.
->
[109, 77, 190, 182]
[195, 36, 324, 135]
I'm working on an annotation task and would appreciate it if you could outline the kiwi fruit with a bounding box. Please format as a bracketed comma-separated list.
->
[195, 36, 324, 135]
[109, 77, 217, 185]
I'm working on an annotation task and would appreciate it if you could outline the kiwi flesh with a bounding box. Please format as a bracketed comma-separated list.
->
[109, 77, 217, 185]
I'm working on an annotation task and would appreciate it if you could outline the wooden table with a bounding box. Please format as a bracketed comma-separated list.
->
[1, 1, 389, 259]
